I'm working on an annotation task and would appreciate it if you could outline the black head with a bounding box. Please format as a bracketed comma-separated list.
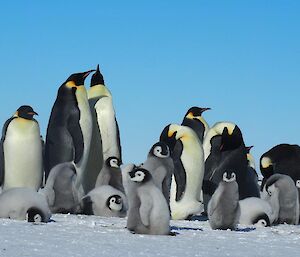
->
[106, 195, 123, 211]
[16, 105, 38, 120]
[149, 142, 170, 158]
[129, 167, 152, 183]
[220, 126, 244, 152]
[65, 70, 95, 87]
[185, 106, 211, 117]
[159, 124, 177, 153]
[27, 207, 46, 223]
[106, 156, 122, 168]
[253, 213, 271, 227]
[260, 156, 274, 178]
[91, 64, 105, 87]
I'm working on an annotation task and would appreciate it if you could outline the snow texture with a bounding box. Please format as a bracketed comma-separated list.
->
[0, 214, 300, 257]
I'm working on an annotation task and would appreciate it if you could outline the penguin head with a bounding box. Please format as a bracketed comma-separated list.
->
[219, 125, 244, 152]
[168, 124, 194, 142]
[107, 195, 123, 211]
[64, 70, 95, 88]
[222, 172, 236, 182]
[296, 180, 300, 189]
[106, 156, 121, 168]
[91, 64, 105, 87]
[150, 142, 170, 158]
[15, 105, 38, 120]
[129, 168, 151, 183]
[253, 213, 270, 227]
[160, 124, 177, 153]
[185, 107, 211, 121]
[260, 156, 274, 178]
[26, 207, 46, 223]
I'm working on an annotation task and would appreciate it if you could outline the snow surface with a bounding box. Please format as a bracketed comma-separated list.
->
[1, 215, 300, 257]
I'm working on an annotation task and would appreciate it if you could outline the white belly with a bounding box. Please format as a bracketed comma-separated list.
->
[3, 119, 42, 190]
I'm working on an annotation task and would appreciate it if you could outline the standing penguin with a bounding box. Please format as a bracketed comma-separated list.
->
[263, 174, 299, 225]
[140, 142, 174, 204]
[87, 65, 122, 163]
[164, 124, 204, 220]
[44, 70, 94, 193]
[0, 105, 43, 190]
[208, 172, 240, 230]
[260, 144, 300, 189]
[126, 167, 170, 235]
[95, 156, 124, 193]
[181, 106, 210, 143]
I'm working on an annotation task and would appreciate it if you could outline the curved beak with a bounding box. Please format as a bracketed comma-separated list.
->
[82, 70, 96, 79]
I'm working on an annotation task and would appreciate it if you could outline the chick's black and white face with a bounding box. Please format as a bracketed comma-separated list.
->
[256, 219, 268, 227]
[223, 172, 236, 182]
[107, 195, 122, 211]
[130, 170, 146, 182]
[33, 214, 42, 223]
[153, 145, 170, 158]
[296, 180, 300, 189]
[109, 157, 120, 168]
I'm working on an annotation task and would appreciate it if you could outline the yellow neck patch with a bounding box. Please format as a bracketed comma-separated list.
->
[88, 84, 111, 99]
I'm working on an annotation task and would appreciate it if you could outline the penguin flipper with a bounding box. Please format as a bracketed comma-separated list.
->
[67, 117, 84, 164]
[139, 194, 153, 227]
[172, 142, 186, 201]
[115, 118, 122, 162]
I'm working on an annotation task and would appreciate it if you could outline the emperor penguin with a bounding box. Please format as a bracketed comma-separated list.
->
[0, 105, 43, 190]
[165, 124, 204, 220]
[44, 70, 94, 194]
[87, 65, 122, 164]
[126, 167, 170, 235]
[239, 197, 275, 227]
[260, 144, 300, 189]
[95, 156, 124, 193]
[0, 187, 51, 222]
[140, 142, 174, 204]
[181, 106, 210, 143]
[81, 185, 127, 217]
[40, 162, 82, 214]
[263, 174, 299, 225]
[208, 172, 240, 230]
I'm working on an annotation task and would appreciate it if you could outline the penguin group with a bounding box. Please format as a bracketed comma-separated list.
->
[0, 66, 300, 235]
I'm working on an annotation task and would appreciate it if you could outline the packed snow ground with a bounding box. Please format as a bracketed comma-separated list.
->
[0, 215, 300, 257]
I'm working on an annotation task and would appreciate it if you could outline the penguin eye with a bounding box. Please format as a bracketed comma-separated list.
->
[111, 198, 115, 203]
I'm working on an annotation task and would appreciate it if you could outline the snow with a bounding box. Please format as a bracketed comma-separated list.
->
[1, 215, 300, 257]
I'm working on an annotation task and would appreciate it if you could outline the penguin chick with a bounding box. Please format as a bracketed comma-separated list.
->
[40, 162, 83, 214]
[81, 185, 127, 217]
[140, 142, 174, 204]
[126, 167, 170, 235]
[0, 105, 43, 190]
[239, 197, 275, 227]
[95, 156, 124, 193]
[263, 174, 299, 225]
[208, 172, 240, 230]
[181, 106, 211, 143]
[0, 187, 51, 222]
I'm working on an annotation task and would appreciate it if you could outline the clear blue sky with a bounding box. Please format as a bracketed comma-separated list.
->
[0, 1, 299, 166]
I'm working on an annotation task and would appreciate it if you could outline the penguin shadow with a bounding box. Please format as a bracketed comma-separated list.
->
[235, 227, 256, 232]
[187, 214, 209, 222]
[170, 225, 203, 233]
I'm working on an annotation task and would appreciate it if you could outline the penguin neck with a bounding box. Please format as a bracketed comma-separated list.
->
[88, 84, 112, 99]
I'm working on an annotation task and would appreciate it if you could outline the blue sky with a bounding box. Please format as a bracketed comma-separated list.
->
[0, 1, 299, 166]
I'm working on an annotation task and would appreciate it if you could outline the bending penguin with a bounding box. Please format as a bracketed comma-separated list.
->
[95, 156, 124, 193]
[181, 106, 210, 143]
[87, 64, 122, 163]
[162, 124, 204, 220]
[262, 174, 299, 225]
[0, 105, 43, 191]
[208, 172, 240, 230]
[0, 187, 51, 222]
[44, 70, 94, 194]
[126, 166, 171, 235]
[140, 142, 173, 204]
[81, 185, 127, 217]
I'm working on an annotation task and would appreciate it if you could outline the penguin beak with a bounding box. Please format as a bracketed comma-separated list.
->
[28, 111, 38, 116]
[246, 145, 254, 153]
[82, 70, 96, 79]
[201, 107, 211, 113]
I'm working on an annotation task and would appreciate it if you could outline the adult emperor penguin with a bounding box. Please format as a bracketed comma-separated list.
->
[239, 197, 275, 227]
[263, 174, 299, 225]
[165, 124, 204, 220]
[0, 105, 43, 190]
[181, 106, 210, 143]
[140, 142, 174, 204]
[260, 144, 300, 189]
[0, 187, 51, 222]
[208, 172, 240, 230]
[81, 185, 127, 217]
[87, 64, 122, 163]
[95, 156, 124, 193]
[127, 167, 170, 235]
[44, 70, 94, 193]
